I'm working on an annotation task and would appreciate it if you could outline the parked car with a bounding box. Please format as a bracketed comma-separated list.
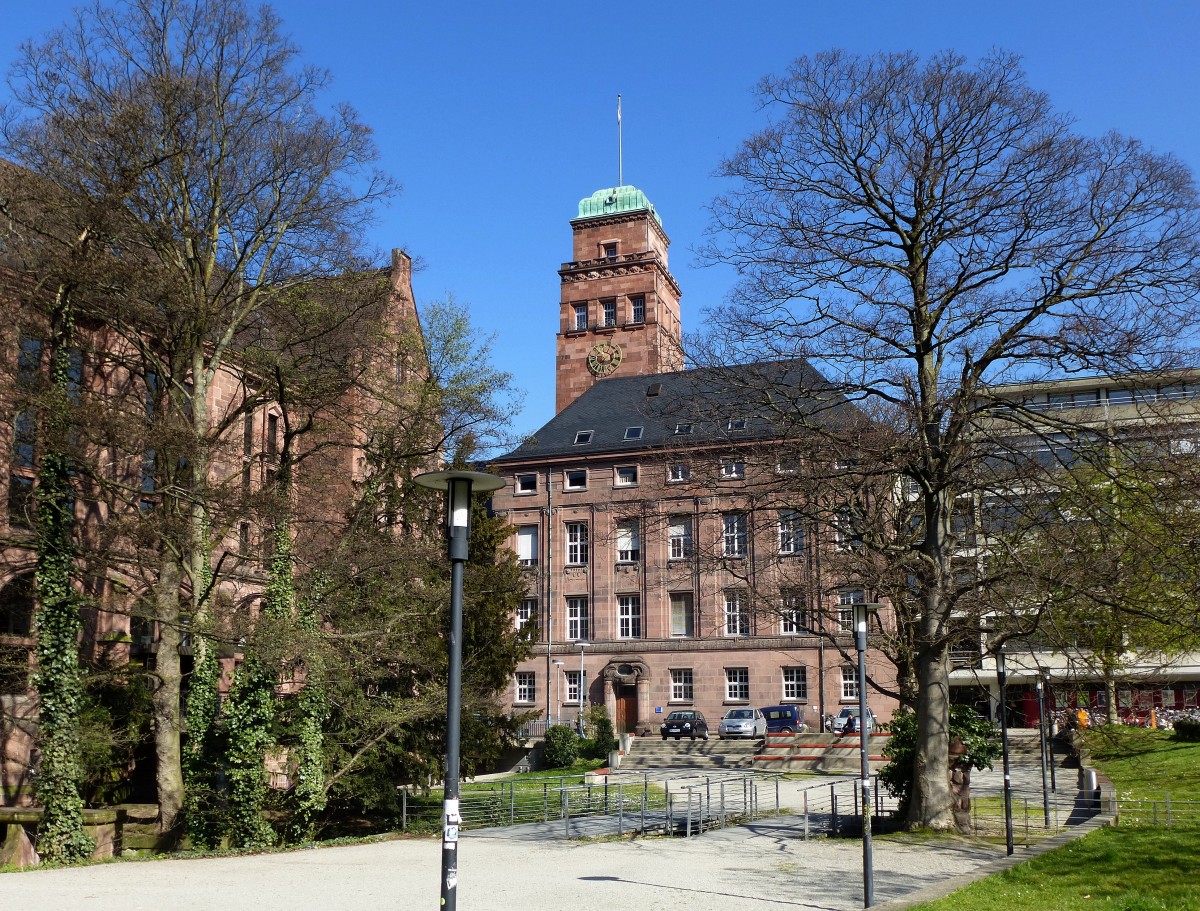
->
[831, 706, 878, 734]
[660, 710, 709, 741]
[760, 704, 806, 734]
[718, 708, 767, 739]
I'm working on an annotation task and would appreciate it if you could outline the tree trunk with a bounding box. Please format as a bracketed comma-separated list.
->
[908, 633, 956, 830]
[152, 556, 184, 837]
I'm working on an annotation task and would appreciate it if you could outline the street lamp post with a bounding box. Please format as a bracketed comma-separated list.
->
[853, 602, 879, 909]
[413, 469, 504, 911]
[994, 643, 1015, 856]
[577, 641, 590, 735]
[552, 660, 565, 726]
[1036, 676, 1051, 827]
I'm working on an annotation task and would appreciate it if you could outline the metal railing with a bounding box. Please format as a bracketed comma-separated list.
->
[1114, 795, 1200, 828]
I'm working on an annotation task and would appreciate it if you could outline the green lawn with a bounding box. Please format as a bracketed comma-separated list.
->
[905, 728, 1200, 911]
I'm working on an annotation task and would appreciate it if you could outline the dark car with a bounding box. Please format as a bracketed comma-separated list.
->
[660, 710, 709, 741]
[760, 704, 806, 734]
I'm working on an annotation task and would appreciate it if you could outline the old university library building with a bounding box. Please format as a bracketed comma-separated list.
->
[489, 185, 896, 737]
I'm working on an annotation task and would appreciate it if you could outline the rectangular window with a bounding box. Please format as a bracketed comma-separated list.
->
[573, 303, 588, 331]
[516, 525, 539, 567]
[723, 512, 747, 557]
[1161, 688, 1176, 707]
[670, 668, 694, 701]
[515, 672, 536, 704]
[670, 592, 694, 637]
[8, 474, 34, 527]
[720, 459, 745, 480]
[516, 473, 538, 494]
[724, 590, 750, 637]
[838, 588, 864, 631]
[726, 667, 750, 702]
[602, 242, 618, 261]
[267, 413, 279, 458]
[778, 509, 803, 555]
[573, 430, 593, 445]
[727, 418, 747, 432]
[618, 594, 642, 638]
[623, 426, 643, 440]
[12, 410, 35, 469]
[565, 469, 587, 490]
[668, 463, 690, 482]
[834, 506, 863, 552]
[238, 522, 251, 554]
[781, 591, 809, 633]
[566, 596, 589, 640]
[674, 423, 693, 435]
[517, 598, 536, 631]
[841, 665, 859, 701]
[17, 335, 42, 389]
[615, 466, 638, 486]
[616, 520, 640, 562]
[630, 295, 645, 324]
[602, 299, 616, 327]
[565, 669, 583, 704]
[782, 667, 808, 702]
[66, 348, 83, 403]
[243, 414, 255, 457]
[566, 523, 589, 565]
[668, 516, 693, 560]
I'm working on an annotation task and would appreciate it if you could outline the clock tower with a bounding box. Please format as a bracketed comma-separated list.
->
[555, 185, 684, 413]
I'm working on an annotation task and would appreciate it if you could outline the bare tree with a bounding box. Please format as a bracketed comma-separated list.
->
[701, 50, 1200, 830]
[2, 0, 393, 835]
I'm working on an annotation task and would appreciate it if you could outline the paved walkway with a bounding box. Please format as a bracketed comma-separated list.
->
[0, 754, 1085, 911]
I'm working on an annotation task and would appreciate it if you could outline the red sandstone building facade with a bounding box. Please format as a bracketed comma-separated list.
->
[492, 186, 894, 736]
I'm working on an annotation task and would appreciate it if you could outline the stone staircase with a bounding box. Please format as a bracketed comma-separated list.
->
[753, 732, 892, 773]
[617, 736, 762, 771]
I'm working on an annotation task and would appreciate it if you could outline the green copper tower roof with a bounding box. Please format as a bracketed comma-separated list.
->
[577, 185, 661, 225]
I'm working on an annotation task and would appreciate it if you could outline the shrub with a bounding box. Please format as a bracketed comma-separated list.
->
[879, 704, 1001, 820]
[1173, 719, 1200, 742]
[542, 725, 580, 769]
[581, 706, 617, 760]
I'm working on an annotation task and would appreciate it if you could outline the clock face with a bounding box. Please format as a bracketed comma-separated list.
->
[587, 342, 624, 377]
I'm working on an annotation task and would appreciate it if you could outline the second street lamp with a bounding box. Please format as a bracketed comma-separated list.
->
[853, 602, 879, 909]
[413, 468, 505, 911]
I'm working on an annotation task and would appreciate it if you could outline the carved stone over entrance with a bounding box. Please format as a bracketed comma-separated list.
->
[601, 659, 650, 735]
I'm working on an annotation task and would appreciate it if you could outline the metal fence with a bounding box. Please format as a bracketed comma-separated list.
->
[1113, 795, 1200, 828]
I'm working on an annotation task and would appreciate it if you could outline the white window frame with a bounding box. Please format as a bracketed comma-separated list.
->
[720, 459, 745, 480]
[515, 672, 536, 704]
[838, 588, 864, 631]
[566, 596, 589, 641]
[668, 463, 690, 482]
[516, 525, 538, 567]
[724, 590, 750, 637]
[602, 298, 617, 327]
[841, 665, 859, 701]
[670, 668, 694, 702]
[573, 303, 587, 331]
[516, 473, 538, 494]
[616, 520, 640, 563]
[566, 523, 589, 565]
[782, 666, 808, 702]
[565, 469, 587, 490]
[670, 592, 694, 637]
[781, 591, 808, 634]
[618, 594, 642, 638]
[723, 512, 747, 557]
[725, 667, 750, 702]
[517, 598, 536, 631]
[615, 465, 638, 486]
[668, 515, 693, 560]
[778, 509, 803, 555]
[630, 295, 645, 324]
[564, 669, 582, 703]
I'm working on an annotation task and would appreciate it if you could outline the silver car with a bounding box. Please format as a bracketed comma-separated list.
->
[831, 706, 877, 734]
[718, 708, 767, 739]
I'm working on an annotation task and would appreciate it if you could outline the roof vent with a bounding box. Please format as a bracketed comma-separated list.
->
[646, 382, 662, 397]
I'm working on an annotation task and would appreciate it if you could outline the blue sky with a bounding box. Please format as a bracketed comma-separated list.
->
[4, 2, 1200, 439]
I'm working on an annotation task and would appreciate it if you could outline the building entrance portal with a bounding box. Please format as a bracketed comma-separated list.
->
[615, 684, 638, 734]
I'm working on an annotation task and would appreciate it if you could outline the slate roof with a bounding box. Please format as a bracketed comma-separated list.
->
[494, 359, 861, 464]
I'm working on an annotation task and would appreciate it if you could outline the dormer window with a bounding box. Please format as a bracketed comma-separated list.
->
[624, 426, 643, 440]
[574, 430, 593, 445]
[727, 418, 747, 432]
[675, 423, 693, 435]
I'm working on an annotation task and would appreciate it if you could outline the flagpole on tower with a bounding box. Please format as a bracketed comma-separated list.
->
[617, 94, 623, 187]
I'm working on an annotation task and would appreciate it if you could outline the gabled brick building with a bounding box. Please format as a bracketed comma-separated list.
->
[491, 186, 896, 736]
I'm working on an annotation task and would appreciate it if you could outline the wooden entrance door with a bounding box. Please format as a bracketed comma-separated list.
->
[614, 684, 638, 734]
